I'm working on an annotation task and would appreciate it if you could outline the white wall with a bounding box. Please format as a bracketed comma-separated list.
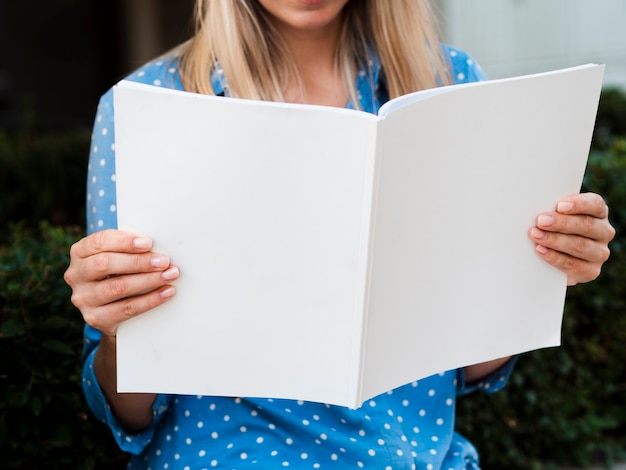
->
[440, 0, 626, 89]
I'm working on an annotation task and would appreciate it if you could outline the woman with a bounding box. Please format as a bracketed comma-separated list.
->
[65, 1, 615, 468]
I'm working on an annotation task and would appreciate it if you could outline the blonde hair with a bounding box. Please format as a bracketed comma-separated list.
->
[178, 0, 451, 105]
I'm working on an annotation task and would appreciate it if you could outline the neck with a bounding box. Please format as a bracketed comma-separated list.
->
[272, 15, 349, 107]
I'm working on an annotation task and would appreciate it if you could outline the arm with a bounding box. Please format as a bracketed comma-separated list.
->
[463, 356, 511, 384]
[65, 229, 179, 432]
[94, 335, 156, 433]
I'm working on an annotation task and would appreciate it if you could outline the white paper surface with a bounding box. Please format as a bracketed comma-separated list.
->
[114, 64, 604, 408]
[360, 64, 604, 400]
[114, 86, 378, 406]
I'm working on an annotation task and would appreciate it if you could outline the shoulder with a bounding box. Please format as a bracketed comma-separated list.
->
[123, 53, 185, 90]
[95, 53, 186, 117]
[441, 44, 487, 84]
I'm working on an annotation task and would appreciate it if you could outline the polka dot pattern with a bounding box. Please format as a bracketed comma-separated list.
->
[82, 45, 511, 469]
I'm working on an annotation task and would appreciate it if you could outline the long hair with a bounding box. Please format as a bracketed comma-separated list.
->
[178, 0, 451, 105]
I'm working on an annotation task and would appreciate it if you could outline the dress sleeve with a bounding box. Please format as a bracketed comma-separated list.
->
[81, 89, 174, 454]
[456, 356, 519, 396]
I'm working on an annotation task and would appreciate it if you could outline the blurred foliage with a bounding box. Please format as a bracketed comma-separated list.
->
[457, 89, 626, 469]
[594, 88, 626, 150]
[0, 88, 625, 469]
[0, 127, 90, 243]
[0, 222, 128, 469]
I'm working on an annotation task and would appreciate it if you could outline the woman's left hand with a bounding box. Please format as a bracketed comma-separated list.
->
[529, 192, 615, 286]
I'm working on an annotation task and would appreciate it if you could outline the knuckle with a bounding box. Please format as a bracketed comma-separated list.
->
[544, 232, 563, 252]
[590, 265, 602, 281]
[71, 290, 96, 314]
[560, 256, 576, 273]
[600, 245, 611, 263]
[80, 304, 122, 336]
[82, 311, 101, 330]
[63, 267, 75, 286]
[540, 231, 556, 246]
[582, 214, 595, 232]
[93, 253, 112, 275]
[121, 290, 164, 321]
[90, 317, 111, 334]
[592, 195, 607, 215]
[122, 301, 138, 319]
[132, 253, 146, 271]
[145, 291, 163, 312]
[606, 224, 617, 242]
[574, 264, 602, 283]
[570, 260, 601, 283]
[542, 247, 560, 265]
[571, 236, 589, 257]
[108, 277, 128, 297]
[553, 214, 569, 231]
[90, 230, 108, 252]
[79, 307, 104, 330]
[70, 291, 84, 309]
[69, 241, 81, 259]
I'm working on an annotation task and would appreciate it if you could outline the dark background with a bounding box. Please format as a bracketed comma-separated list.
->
[0, 0, 194, 132]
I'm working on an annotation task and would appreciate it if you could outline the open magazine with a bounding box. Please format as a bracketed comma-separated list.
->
[114, 64, 604, 408]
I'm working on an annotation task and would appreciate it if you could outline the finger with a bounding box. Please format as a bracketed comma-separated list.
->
[529, 228, 610, 264]
[77, 250, 173, 282]
[70, 229, 153, 259]
[533, 245, 602, 286]
[83, 285, 176, 337]
[71, 267, 180, 310]
[98, 267, 180, 306]
[555, 192, 609, 219]
[534, 212, 614, 244]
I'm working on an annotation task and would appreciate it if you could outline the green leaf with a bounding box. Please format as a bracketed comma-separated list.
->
[41, 339, 75, 356]
[0, 318, 26, 338]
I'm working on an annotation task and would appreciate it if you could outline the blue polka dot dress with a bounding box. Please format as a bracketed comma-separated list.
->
[81, 45, 517, 469]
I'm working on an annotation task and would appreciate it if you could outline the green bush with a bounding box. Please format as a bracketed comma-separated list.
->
[0, 128, 90, 242]
[456, 137, 626, 469]
[0, 222, 128, 469]
[594, 88, 626, 149]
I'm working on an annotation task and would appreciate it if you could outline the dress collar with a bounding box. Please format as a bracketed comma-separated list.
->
[209, 49, 387, 115]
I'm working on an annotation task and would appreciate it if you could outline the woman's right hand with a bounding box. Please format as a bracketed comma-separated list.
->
[64, 229, 180, 337]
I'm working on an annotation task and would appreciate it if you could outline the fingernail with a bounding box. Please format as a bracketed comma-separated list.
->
[557, 201, 574, 213]
[536, 244, 548, 255]
[537, 214, 554, 227]
[530, 227, 545, 239]
[151, 256, 170, 268]
[133, 237, 152, 249]
[160, 287, 176, 299]
[161, 266, 179, 281]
